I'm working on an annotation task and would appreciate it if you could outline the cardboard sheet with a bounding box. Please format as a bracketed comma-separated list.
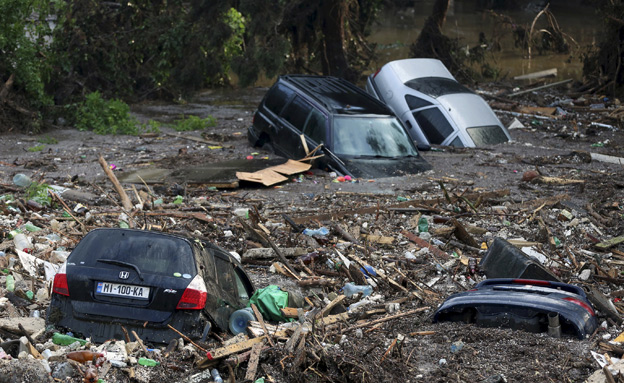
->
[236, 160, 311, 186]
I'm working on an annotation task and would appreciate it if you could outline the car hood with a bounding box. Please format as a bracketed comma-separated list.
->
[339, 155, 432, 178]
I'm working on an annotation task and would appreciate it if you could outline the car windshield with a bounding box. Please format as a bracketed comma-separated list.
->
[68, 230, 196, 276]
[466, 125, 509, 146]
[332, 116, 418, 157]
[404, 77, 473, 98]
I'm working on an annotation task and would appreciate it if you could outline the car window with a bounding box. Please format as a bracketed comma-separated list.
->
[68, 230, 196, 276]
[264, 83, 293, 115]
[449, 136, 464, 147]
[405, 77, 474, 98]
[405, 94, 432, 110]
[281, 96, 312, 131]
[332, 116, 418, 157]
[467, 125, 509, 145]
[303, 108, 327, 144]
[234, 268, 253, 302]
[214, 257, 237, 295]
[413, 108, 455, 145]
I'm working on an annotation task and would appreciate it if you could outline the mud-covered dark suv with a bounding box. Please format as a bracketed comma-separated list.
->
[248, 75, 431, 178]
[47, 228, 254, 344]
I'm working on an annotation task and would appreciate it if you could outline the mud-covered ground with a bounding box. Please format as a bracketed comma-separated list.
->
[0, 82, 623, 382]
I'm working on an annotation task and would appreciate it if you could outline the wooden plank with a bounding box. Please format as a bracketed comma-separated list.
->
[596, 236, 624, 250]
[315, 312, 349, 326]
[251, 303, 275, 347]
[206, 336, 267, 360]
[244, 341, 264, 381]
[360, 234, 394, 244]
[284, 325, 303, 354]
[318, 295, 346, 318]
[280, 307, 300, 318]
[513, 68, 557, 80]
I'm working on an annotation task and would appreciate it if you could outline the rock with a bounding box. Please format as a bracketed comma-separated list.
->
[0, 358, 53, 383]
[579, 269, 592, 281]
[0, 318, 45, 336]
[51, 361, 77, 381]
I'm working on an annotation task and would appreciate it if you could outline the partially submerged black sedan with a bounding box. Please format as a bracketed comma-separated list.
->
[47, 228, 254, 344]
[248, 75, 432, 178]
[433, 278, 597, 339]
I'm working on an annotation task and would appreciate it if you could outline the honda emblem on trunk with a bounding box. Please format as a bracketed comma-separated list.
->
[119, 271, 130, 280]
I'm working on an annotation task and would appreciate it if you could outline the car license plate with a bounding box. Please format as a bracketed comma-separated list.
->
[96, 282, 150, 300]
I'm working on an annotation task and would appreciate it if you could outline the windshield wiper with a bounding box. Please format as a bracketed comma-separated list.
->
[353, 154, 401, 159]
[97, 259, 144, 281]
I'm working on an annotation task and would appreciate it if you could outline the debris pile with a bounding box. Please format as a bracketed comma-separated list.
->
[0, 82, 622, 382]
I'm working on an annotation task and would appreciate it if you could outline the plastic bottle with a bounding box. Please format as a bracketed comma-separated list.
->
[138, 357, 160, 367]
[228, 307, 255, 335]
[341, 282, 372, 298]
[23, 223, 41, 232]
[5, 275, 14, 292]
[417, 217, 429, 233]
[67, 350, 105, 365]
[12, 173, 32, 188]
[302, 227, 329, 237]
[52, 333, 87, 346]
[233, 208, 249, 219]
[211, 368, 224, 383]
[13, 234, 32, 252]
[347, 298, 372, 312]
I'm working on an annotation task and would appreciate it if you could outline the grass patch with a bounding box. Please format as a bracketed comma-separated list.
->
[27, 145, 45, 152]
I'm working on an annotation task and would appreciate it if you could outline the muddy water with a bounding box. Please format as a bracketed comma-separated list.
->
[369, 1, 600, 80]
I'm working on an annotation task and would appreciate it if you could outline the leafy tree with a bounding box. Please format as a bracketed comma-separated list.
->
[0, 0, 55, 131]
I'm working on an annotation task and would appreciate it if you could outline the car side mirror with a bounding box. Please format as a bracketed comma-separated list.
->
[416, 142, 431, 151]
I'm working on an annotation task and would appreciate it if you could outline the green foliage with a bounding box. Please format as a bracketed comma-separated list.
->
[75, 92, 140, 135]
[0, 0, 56, 130]
[38, 136, 58, 144]
[172, 115, 217, 131]
[26, 182, 52, 206]
[140, 120, 162, 134]
[27, 145, 45, 152]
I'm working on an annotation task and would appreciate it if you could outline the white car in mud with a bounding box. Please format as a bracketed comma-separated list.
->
[366, 58, 511, 148]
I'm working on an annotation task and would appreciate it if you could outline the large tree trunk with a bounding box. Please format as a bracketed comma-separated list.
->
[411, 0, 450, 59]
[320, 0, 350, 79]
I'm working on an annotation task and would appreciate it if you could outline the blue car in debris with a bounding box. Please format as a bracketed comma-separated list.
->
[433, 278, 597, 339]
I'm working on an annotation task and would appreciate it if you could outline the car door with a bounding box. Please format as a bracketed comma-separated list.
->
[276, 94, 314, 158]
[298, 107, 328, 158]
[210, 253, 255, 330]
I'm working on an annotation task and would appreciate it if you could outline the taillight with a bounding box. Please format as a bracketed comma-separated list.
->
[512, 279, 551, 286]
[52, 263, 69, 296]
[372, 68, 381, 78]
[563, 297, 595, 316]
[176, 275, 207, 310]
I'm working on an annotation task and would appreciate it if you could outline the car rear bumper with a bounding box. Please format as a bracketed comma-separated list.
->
[48, 295, 209, 344]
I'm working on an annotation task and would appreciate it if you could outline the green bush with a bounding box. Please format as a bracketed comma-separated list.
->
[75, 92, 140, 135]
[172, 115, 217, 131]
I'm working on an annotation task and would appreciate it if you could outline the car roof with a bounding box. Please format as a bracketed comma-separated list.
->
[381, 58, 455, 83]
[280, 75, 392, 116]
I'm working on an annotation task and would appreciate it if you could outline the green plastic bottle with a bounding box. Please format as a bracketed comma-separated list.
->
[6, 275, 14, 292]
[138, 357, 160, 367]
[52, 333, 87, 346]
[417, 217, 429, 233]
